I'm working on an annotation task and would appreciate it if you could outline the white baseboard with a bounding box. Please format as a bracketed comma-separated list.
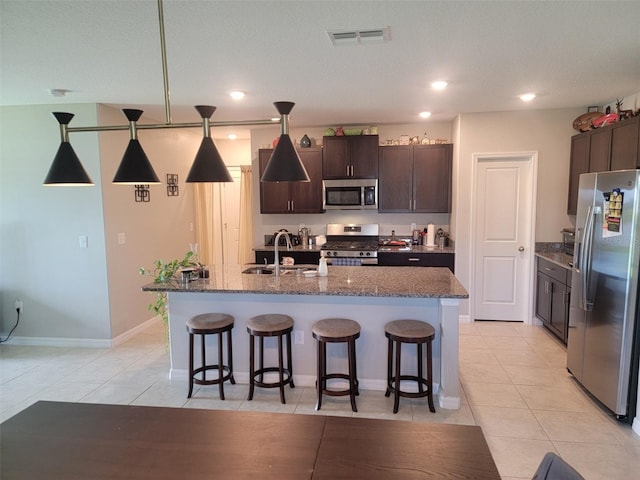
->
[4, 317, 161, 348]
[633, 416, 640, 437]
[458, 314, 471, 324]
[111, 317, 162, 347]
[4, 335, 113, 348]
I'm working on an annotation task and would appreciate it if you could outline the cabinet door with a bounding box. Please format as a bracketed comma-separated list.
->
[535, 272, 551, 324]
[610, 117, 640, 171]
[290, 148, 323, 213]
[259, 149, 290, 213]
[567, 134, 589, 215]
[413, 144, 452, 213]
[589, 128, 612, 172]
[322, 136, 349, 178]
[378, 146, 413, 212]
[549, 280, 569, 343]
[349, 135, 379, 178]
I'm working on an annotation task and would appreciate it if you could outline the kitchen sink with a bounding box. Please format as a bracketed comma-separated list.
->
[242, 267, 274, 275]
[242, 264, 318, 275]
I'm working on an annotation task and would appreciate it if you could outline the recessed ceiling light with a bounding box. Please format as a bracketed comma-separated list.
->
[227, 133, 237, 140]
[49, 88, 71, 97]
[431, 81, 448, 90]
[520, 93, 536, 102]
[229, 91, 245, 100]
[419, 111, 432, 119]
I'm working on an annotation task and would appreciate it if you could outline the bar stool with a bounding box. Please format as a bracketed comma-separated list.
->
[246, 313, 295, 404]
[186, 313, 235, 400]
[384, 319, 436, 414]
[312, 318, 360, 412]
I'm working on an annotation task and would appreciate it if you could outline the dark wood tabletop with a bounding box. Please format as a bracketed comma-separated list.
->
[1, 401, 500, 479]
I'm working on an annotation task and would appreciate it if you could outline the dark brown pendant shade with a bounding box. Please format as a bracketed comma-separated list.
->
[44, 112, 94, 186]
[260, 102, 310, 183]
[186, 105, 233, 182]
[112, 109, 161, 184]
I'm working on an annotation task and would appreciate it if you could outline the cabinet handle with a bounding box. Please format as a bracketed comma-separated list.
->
[408, 258, 421, 262]
[346, 165, 350, 177]
[290, 200, 294, 211]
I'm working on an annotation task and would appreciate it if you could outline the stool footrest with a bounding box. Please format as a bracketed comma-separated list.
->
[251, 367, 294, 389]
[320, 373, 360, 397]
[386, 375, 430, 398]
[192, 365, 235, 386]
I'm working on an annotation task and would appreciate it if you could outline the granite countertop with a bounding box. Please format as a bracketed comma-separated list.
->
[142, 265, 468, 299]
[535, 251, 573, 270]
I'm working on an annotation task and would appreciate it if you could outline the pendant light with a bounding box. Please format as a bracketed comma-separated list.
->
[43, 0, 302, 186]
[112, 109, 161, 184]
[260, 102, 310, 183]
[43, 112, 94, 186]
[186, 106, 232, 182]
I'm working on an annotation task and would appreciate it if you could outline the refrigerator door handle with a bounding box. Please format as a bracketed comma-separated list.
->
[581, 205, 599, 311]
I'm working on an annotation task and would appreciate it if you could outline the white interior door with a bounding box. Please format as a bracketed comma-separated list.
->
[212, 166, 241, 266]
[473, 154, 535, 322]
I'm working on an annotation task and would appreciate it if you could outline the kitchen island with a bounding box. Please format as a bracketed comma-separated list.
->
[143, 265, 468, 409]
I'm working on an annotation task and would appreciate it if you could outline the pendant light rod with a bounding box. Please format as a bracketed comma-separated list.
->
[64, 118, 276, 134]
[157, 0, 172, 124]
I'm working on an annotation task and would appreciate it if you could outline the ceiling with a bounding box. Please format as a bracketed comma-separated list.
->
[2, 1, 639, 139]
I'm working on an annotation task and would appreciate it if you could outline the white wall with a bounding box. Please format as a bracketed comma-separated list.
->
[452, 107, 584, 317]
[0, 103, 201, 342]
[0, 104, 111, 340]
[98, 105, 199, 338]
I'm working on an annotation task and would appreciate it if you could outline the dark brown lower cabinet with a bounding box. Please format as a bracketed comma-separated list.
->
[535, 257, 570, 344]
[377, 252, 454, 272]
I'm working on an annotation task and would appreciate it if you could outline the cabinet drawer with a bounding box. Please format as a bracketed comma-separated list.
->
[537, 257, 568, 284]
[378, 252, 454, 272]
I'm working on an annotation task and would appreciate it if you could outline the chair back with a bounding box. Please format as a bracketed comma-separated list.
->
[532, 452, 585, 480]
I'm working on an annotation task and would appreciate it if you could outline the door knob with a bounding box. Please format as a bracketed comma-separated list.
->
[518, 246, 525, 252]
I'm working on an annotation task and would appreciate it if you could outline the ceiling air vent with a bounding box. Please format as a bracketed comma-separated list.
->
[328, 27, 390, 46]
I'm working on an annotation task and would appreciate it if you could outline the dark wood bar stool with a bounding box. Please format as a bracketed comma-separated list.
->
[246, 313, 295, 404]
[312, 318, 360, 412]
[384, 319, 436, 414]
[186, 313, 235, 400]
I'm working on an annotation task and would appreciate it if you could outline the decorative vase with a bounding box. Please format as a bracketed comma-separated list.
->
[300, 134, 311, 148]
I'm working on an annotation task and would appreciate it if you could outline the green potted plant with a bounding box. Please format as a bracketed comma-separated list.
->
[139, 251, 196, 325]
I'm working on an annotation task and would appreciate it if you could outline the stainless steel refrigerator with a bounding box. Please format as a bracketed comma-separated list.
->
[567, 169, 640, 421]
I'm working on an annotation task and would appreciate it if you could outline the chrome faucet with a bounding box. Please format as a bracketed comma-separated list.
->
[273, 231, 292, 277]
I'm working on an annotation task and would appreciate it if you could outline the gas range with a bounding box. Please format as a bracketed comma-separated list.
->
[320, 223, 379, 265]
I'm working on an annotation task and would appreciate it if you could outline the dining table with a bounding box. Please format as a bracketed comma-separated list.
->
[1, 401, 501, 479]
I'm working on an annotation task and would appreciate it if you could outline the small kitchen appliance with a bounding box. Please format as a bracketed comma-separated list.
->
[561, 228, 575, 256]
[320, 223, 379, 265]
[322, 179, 377, 210]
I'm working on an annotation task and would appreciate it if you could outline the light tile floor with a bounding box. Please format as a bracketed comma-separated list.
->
[2, 320, 639, 479]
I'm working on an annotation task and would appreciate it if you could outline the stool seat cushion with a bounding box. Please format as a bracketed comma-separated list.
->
[247, 314, 294, 334]
[186, 313, 234, 333]
[385, 319, 435, 342]
[312, 318, 360, 341]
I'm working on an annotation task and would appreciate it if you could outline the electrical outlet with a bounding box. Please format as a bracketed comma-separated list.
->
[14, 300, 23, 313]
[294, 330, 304, 345]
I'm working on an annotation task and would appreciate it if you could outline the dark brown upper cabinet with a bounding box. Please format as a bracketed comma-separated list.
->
[259, 147, 323, 214]
[567, 116, 640, 215]
[322, 135, 378, 179]
[378, 144, 452, 213]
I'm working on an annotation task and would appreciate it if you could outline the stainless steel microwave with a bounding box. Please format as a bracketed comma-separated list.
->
[323, 179, 378, 210]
